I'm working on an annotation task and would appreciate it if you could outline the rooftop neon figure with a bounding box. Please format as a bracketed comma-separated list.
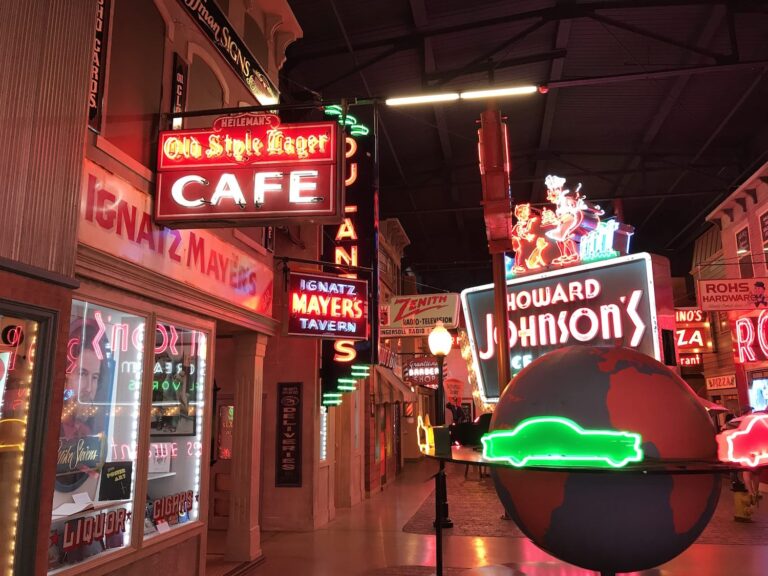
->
[717, 414, 768, 467]
[481, 416, 644, 468]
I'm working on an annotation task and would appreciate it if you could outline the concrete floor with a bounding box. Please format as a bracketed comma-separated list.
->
[240, 460, 768, 576]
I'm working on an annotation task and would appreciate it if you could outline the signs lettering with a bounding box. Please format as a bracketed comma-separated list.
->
[87, 0, 110, 132]
[679, 353, 702, 368]
[156, 114, 342, 227]
[707, 374, 736, 390]
[674, 308, 713, 353]
[62, 507, 127, 552]
[402, 357, 444, 388]
[177, 0, 277, 104]
[287, 272, 368, 339]
[380, 293, 460, 338]
[98, 461, 133, 501]
[734, 310, 768, 363]
[57, 435, 105, 476]
[276, 383, 302, 487]
[697, 278, 768, 311]
[171, 52, 188, 117]
[80, 161, 274, 315]
[462, 254, 660, 402]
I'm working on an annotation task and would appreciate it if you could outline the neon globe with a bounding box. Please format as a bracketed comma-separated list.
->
[428, 321, 452, 357]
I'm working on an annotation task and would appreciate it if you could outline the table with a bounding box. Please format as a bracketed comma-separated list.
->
[423, 446, 745, 576]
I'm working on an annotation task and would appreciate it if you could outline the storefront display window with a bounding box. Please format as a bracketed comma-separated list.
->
[144, 322, 207, 538]
[749, 371, 768, 412]
[49, 300, 145, 572]
[0, 312, 39, 575]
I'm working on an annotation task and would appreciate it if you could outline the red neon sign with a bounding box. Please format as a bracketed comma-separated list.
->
[676, 328, 712, 352]
[286, 271, 368, 340]
[734, 310, 768, 363]
[717, 414, 768, 467]
[155, 113, 342, 227]
[679, 353, 702, 367]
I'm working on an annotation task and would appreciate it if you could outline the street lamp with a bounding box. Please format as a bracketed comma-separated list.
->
[428, 321, 453, 531]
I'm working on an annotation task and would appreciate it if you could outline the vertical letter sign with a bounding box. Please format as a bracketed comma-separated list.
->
[276, 383, 302, 487]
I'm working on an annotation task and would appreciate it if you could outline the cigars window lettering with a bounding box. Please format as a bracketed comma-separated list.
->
[0, 314, 39, 576]
[144, 322, 207, 538]
[155, 113, 342, 227]
[49, 301, 145, 572]
[462, 254, 660, 402]
[287, 271, 368, 339]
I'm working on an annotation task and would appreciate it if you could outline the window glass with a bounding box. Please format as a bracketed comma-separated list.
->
[0, 313, 38, 574]
[185, 56, 224, 129]
[736, 226, 753, 279]
[144, 322, 207, 538]
[102, 0, 165, 167]
[48, 301, 145, 572]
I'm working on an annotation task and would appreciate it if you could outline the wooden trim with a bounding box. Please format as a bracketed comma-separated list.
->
[76, 244, 279, 335]
[0, 256, 79, 289]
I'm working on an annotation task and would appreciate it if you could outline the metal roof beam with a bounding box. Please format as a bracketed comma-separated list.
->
[425, 49, 567, 86]
[289, 0, 741, 61]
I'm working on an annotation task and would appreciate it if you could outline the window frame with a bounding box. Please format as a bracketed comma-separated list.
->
[48, 283, 214, 576]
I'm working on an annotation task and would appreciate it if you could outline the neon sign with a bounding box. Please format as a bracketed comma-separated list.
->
[417, 414, 434, 452]
[324, 105, 370, 137]
[679, 353, 702, 367]
[674, 307, 712, 354]
[481, 416, 644, 468]
[462, 253, 661, 402]
[734, 310, 768, 363]
[506, 175, 633, 278]
[717, 414, 768, 467]
[155, 113, 342, 227]
[287, 271, 368, 339]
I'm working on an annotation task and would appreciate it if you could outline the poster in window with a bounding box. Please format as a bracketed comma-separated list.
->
[761, 211, 768, 244]
[736, 226, 751, 254]
[275, 383, 302, 487]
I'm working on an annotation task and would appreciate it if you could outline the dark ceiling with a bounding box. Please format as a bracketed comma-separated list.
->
[282, 0, 768, 293]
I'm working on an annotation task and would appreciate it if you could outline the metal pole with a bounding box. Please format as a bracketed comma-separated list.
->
[435, 469, 443, 576]
[492, 252, 511, 394]
[433, 355, 453, 529]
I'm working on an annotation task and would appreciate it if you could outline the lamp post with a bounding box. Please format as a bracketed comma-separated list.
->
[428, 321, 453, 532]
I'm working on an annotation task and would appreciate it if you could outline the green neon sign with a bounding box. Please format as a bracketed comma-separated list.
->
[481, 416, 644, 469]
[324, 105, 370, 136]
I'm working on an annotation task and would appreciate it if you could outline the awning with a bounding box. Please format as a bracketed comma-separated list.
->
[375, 365, 417, 403]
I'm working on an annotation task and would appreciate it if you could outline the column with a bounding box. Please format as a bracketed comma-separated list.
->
[226, 333, 268, 561]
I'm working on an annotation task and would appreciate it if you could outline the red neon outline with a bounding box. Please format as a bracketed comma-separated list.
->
[718, 414, 768, 467]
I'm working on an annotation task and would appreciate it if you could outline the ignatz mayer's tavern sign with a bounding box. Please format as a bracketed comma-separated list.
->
[156, 113, 343, 227]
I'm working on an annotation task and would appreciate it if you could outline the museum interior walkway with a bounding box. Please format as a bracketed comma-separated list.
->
[218, 460, 768, 576]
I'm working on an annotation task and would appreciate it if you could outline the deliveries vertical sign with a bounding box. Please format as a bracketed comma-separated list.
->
[276, 383, 302, 487]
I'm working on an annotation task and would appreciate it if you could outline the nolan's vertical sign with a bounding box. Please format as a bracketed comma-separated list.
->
[276, 383, 302, 487]
[321, 106, 377, 405]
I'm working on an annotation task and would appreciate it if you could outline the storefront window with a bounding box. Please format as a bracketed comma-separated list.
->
[49, 301, 145, 572]
[749, 370, 768, 412]
[0, 312, 38, 575]
[144, 322, 207, 538]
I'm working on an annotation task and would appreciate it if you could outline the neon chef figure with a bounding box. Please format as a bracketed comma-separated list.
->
[542, 175, 585, 266]
[510, 204, 538, 273]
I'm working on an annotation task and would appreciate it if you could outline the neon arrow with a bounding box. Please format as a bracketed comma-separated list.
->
[481, 416, 644, 469]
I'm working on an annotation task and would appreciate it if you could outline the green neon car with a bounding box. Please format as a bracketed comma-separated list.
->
[481, 416, 644, 469]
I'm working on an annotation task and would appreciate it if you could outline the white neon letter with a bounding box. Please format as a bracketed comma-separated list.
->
[289, 170, 319, 203]
[254, 171, 283, 206]
[736, 318, 757, 363]
[171, 175, 207, 207]
[210, 173, 246, 206]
